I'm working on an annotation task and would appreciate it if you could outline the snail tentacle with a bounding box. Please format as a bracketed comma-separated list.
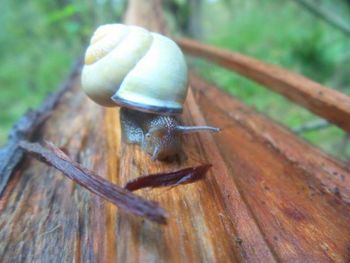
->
[175, 126, 220, 134]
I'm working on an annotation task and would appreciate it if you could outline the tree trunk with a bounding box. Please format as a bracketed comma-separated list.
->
[187, 0, 203, 39]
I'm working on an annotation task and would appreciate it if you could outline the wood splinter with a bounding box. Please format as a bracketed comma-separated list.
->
[125, 164, 212, 191]
[18, 141, 212, 224]
[19, 141, 168, 224]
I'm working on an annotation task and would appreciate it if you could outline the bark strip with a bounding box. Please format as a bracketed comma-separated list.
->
[124, 164, 212, 191]
[178, 38, 350, 133]
[19, 141, 168, 224]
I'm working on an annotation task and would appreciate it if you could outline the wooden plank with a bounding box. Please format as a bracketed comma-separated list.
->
[190, 74, 350, 262]
[177, 38, 350, 134]
[0, 71, 252, 263]
[190, 73, 350, 204]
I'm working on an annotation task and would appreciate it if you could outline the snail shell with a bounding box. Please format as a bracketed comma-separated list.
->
[81, 24, 188, 114]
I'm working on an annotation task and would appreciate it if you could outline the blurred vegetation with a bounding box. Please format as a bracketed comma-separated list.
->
[192, 0, 350, 160]
[0, 0, 349, 160]
[0, 0, 125, 144]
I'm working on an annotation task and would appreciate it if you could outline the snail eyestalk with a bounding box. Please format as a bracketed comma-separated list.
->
[175, 126, 220, 134]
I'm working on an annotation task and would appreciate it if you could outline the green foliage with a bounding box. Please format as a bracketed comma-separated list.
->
[0, 0, 126, 145]
[194, 0, 350, 160]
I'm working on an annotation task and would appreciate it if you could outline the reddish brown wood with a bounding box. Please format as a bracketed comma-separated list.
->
[190, 73, 350, 204]
[189, 74, 350, 262]
[177, 38, 350, 133]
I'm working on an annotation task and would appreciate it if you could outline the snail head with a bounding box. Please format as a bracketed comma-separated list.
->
[142, 126, 181, 161]
[142, 125, 220, 161]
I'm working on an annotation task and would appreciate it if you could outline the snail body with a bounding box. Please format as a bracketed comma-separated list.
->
[120, 108, 218, 160]
[81, 24, 219, 160]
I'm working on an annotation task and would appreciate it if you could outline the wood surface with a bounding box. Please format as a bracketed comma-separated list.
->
[1, 0, 350, 262]
[177, 38, 350, 134]
[0, 62, 81, 196]
[189, 74, 350, 262]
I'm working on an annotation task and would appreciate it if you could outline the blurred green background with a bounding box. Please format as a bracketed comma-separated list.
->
[0, 0, 349, 160]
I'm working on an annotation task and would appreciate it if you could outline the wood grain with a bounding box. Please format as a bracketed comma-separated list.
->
[190, 74, 350, 262]
[0, 78, 241, 262]
[0, 61, 81, 195]
[177, 38, 350, 134]
[1, 0, 350, 262]
[190, 73, 350, 204]
[19, 141, 168, 224]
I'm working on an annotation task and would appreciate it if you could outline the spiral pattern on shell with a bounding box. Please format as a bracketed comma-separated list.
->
[81, 24, 188, 114]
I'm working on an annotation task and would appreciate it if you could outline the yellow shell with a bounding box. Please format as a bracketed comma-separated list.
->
[81, 24, 188, 114]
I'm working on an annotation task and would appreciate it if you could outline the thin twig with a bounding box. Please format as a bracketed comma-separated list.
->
[19, 141, 168, 224]
[293, 0, 350, 37]
[293, 119, 330, 133]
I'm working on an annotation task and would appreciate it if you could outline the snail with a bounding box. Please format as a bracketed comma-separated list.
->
[81, 24, 219, 161]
